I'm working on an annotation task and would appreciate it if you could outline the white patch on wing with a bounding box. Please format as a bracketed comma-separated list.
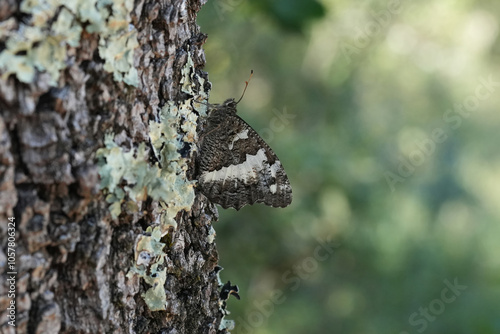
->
[201, 148, 268, 184]
[223, 164, 234, 185]
[270, 161, 281, 178]
[228, 129, 249, 150]
[270, 184, 277, 194]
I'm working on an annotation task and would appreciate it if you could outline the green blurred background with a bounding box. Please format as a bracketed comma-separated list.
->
[198, 0, 500, 333]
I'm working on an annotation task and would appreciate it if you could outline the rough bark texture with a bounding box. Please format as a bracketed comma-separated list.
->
[0, 0, 229, 333]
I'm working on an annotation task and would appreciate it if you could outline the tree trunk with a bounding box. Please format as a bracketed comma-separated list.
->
[0, 0, 230, 333]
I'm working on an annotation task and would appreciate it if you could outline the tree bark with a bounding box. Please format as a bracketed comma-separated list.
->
[0, 0, 229, 333]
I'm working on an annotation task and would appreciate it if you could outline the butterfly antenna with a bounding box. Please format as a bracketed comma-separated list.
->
[235, 70, 253, 104]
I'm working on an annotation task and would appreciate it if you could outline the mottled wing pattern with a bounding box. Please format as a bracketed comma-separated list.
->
[197, 99, 292, 210]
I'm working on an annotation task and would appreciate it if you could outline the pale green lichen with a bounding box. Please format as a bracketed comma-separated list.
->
[148, 99, 199, 236]
[97, 54, 202, 223]
[97, 95, 199, 227]
[96, 133, 172, 219]
[181, 53, 209, 117]
[127, 226, 168, 311]
[219, 319, 236, 331]
[0, 8, 81, 84]
[0, 0, 138, 86]
[207, 226, 216, 244]
[96, 0, 138, 86]
[180, 53, 196, 95]
[114, 52, 205, 311]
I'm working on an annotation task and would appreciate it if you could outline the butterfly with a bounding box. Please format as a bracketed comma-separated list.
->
[196, 89, 292, 210]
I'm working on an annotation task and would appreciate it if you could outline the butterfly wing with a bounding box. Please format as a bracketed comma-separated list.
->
[197, 110, 292, 210]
